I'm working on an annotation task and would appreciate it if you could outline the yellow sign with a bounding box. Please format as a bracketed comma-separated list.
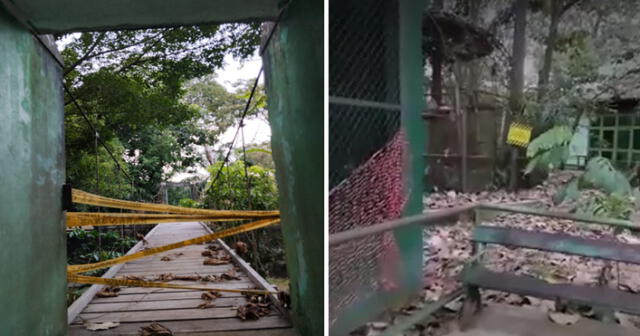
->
[507, 122, 532, 147]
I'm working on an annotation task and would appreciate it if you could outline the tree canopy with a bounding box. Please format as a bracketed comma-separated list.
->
[59, 24, 264, 200]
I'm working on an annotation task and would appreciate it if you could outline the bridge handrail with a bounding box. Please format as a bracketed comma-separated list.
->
[329, 202, 635, 247]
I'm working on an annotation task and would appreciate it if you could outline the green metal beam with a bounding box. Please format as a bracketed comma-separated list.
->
[478, 203, 635, 229]
[261, 1, 323, 335]
[473, 225, 640, 264]
[395, 0, 429, 294]
[1, 0, 279, 33]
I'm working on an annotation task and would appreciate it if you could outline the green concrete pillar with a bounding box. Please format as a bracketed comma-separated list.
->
[261, 1, 323, 335]
[0, 9, 67, 335]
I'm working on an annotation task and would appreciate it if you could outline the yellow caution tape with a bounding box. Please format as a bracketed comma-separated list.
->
[68, 273, 276, 295]
[68, 218, 279, 274]
[506, 122, 533, 147]
[65, 212, 268, 228]
[72, 189, 279, 217]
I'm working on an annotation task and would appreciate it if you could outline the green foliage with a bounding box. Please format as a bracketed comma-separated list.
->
[60, 24, 261, 199]
[238, 142, 275, 169]
[66, 138, 133, 199]
[203, 160, 284, 277]
[204, 160, 278, 211]
[577, 193, 634, 220]
[525, 126, 573, 174]
[554, 157, 632, 206]
[179, 198, 202, 208]
[581, 157, 632, 195]
[66, 228, 138, 266]
[182, 77, 268, 166]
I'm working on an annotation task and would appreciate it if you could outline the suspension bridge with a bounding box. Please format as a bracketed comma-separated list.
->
[65, 189, 294, 335]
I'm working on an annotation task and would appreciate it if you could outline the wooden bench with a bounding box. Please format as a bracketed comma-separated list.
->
[460, 224, 640, 321]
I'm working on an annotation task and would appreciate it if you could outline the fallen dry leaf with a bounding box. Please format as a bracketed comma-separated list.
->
[197, 302, 216, 309]
[443, 298, 463, 312]
[203, 257, 229, 265]
[84, 321, 120, 331]
[201, 275, 219, 282]
[201, 291, 221, 301]
[368, 321, 388, 330]
[615, 312, 636, 328]
[221, 269, 241, 281]
[237, 302, 271, 320]
[548, 312, 580, 325]
[277, 291, 291, 309]
[202, 250, 214, 257]
[235, 241, 248, 254]
[95, 291, 118, 298]
[156, 273, 174, 281]
[174, 275, 200, 281]
[96, 286, 120, 298]
[136, 233, 148, 245]
[139, 322, 172, 335]
[619, 232, 640, 245]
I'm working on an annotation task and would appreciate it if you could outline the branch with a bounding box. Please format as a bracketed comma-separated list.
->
[560, 0, 582, 15]
[488, 0, 517, 33]
[63, 30, 168, 77]
[115, 28, 177, 74]
[63, 32, 106, 76]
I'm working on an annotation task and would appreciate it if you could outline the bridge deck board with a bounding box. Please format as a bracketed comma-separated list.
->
[68, 222, 295, 335]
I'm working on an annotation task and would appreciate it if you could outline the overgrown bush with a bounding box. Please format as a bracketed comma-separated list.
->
[202, 160, 286, 278]
[577, 192, 634, 220]
[67, 228, 138, 269]
[179, 198, 202, 208]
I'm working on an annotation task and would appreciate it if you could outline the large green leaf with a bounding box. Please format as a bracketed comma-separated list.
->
[526, 126, 573, 158]
[524, 144, 570, 175]
[581, 157, 631, 195]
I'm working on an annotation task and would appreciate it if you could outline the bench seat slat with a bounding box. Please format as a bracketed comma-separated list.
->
[463, 266, 640, 315]
[473, 226, 640, 265]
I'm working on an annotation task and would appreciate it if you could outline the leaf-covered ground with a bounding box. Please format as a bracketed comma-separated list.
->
[354, 172, 640, 335]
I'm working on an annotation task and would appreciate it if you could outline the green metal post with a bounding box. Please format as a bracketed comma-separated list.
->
[395, 0, 428, 294]
[0, 9, 67, 334]
[261, 1, 323, 335]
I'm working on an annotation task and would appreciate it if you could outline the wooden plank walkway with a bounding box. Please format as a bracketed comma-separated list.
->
[68, 222, 296, 335]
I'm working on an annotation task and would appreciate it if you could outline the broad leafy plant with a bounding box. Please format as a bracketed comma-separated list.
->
[525, 125, 573, 175]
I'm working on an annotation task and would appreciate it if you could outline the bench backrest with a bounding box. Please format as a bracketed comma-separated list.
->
[472, 225, 640, 265]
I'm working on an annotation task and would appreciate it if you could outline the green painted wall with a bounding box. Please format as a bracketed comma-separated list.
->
[0, 9, 66, 335]
[262, 1, 324, 335]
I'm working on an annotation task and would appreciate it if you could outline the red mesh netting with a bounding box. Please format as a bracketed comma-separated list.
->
[329, 131, 407, 320]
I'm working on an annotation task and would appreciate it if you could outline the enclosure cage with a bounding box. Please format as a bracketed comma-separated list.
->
[588, 111, 640, 169]
[329, 0, 427, 334]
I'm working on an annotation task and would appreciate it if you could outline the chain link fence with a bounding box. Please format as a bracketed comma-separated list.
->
[329, 0, 410, 333]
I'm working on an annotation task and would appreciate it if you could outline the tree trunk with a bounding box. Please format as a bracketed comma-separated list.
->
[509, 0, 527, 191]
[537, 0, 561, 101]
[430, 0, 445, 107]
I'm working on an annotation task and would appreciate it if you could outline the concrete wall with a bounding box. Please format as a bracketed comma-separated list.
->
[0, 9, 67, 334]
[262, 1, 324, 335]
